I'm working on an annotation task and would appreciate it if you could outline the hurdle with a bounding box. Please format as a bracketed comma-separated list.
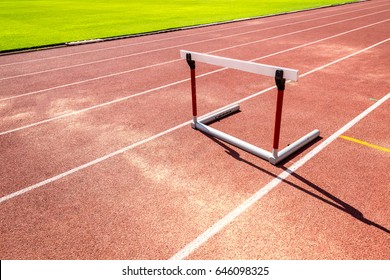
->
[180, 50, 320, 165]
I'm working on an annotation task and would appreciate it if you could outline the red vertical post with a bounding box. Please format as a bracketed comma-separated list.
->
[186, 53, 197, 119]
[273, 70, 286, 151]
[190, 68, 197, 117]
[273, 89, 284, 150]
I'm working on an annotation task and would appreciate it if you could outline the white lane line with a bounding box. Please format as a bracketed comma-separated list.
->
[0, 21, 388, 136]
[300, 38, 390, 77]
[0, 38, 388, 204]
[207, 11, 390, 54]
[0, 121, 191, 204]
[1, 8, 388, 82]
[1, 9, 388, 102]
[169, 91, 390, 260]
[0, 59, 181, 102]
[0, 78, 188, 136]
[0, 0, 385, 68]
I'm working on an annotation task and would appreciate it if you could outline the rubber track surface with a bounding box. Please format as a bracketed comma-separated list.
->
[0, 0, 389, 259]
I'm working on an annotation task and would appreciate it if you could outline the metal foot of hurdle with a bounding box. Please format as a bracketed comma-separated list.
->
[180, 50, 320, 165]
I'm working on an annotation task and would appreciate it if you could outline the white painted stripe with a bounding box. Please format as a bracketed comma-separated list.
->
[0, 0, 386, 68]
[207, 10, 390, 55]
[0, 59, 181, 102]
[169, 91, 390, 260]
[300, 38, 390, 78]
[0, 52, 181, 82]
[247, 19, 389, 63]
[0, 20, 387, 135]
[0, 121, 191, 204]
[0, 78, 188, 136]
[0, 38, 388, 205]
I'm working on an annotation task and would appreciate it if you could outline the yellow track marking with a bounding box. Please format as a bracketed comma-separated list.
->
[340, 135, 390, 153]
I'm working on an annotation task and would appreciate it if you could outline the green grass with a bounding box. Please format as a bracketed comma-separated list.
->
[0, 0, 357, 52]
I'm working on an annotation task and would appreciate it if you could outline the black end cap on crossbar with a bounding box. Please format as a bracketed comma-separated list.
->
[275, 69, 286, 91]
[186, 53, 196, 69]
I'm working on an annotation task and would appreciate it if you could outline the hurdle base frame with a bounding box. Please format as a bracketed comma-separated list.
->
[193, 104, 320, 165]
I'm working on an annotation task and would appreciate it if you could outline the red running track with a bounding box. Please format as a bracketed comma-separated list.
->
[0, 0, 389, 259]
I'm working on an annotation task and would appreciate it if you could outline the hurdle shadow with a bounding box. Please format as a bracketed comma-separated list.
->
[201, 132, 390, 235]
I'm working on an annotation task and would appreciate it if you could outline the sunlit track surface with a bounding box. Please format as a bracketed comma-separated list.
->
[0, 0, 389, 260]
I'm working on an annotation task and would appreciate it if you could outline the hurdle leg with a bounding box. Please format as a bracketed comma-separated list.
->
[272, 70, 286, 158]
[269, 69, 320, 165]
[186, 53, 198, 126]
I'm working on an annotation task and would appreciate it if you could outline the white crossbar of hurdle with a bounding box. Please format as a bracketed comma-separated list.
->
[180, 50, 320, 165]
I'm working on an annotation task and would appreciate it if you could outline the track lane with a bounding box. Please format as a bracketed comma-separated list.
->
[2, 21, 388, 195]
[1, 26, 389, 197]
[1, 6, 389, 99]
[0, 0, 388, 260]
[1, 14, 388, 135]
